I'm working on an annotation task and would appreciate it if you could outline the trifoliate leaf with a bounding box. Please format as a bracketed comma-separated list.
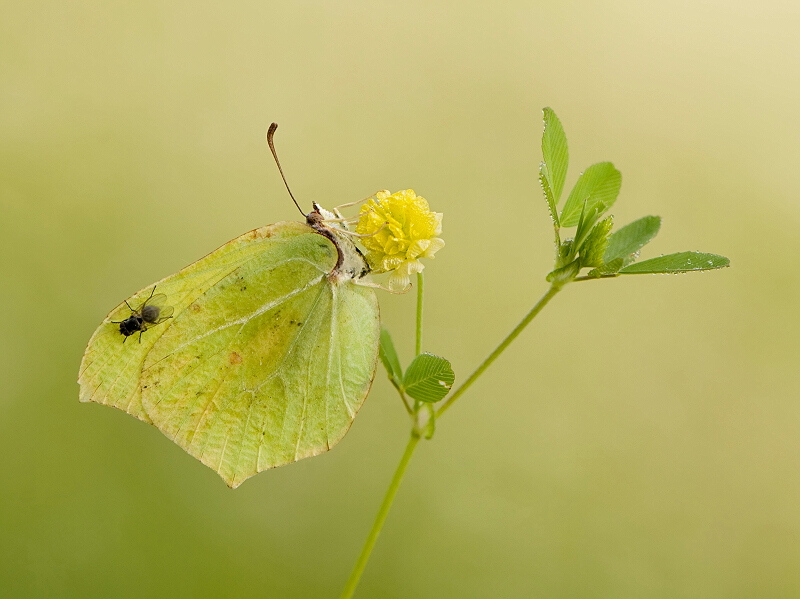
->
[560, 162, 622, 227]
[541, 107, 569, 204]
[605, 216, 661, 264]
[403, 353, 455, 403]
[619, 252, 730, 274]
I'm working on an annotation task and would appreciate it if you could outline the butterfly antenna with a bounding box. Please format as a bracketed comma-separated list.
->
[267, 123, 305, 216]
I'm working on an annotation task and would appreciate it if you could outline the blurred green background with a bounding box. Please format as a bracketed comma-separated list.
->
[2, 1, 798, 597]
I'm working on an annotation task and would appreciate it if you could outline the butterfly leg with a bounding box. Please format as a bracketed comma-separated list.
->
[333, 218, 388, 239]
[332, 193, 378, 211]
[322, 211, 371, 225]
[354, 278, 411, 294]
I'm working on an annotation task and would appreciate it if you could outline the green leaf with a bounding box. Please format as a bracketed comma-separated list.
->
[558, 239, 574, 263]
[379, 327, 403, 390]
[541, 107, 569, 204]
[573, 202, 600, 256]
[403, 353, 455, 403]
[539, 171, 560, 226]
[560, 162, 622, 227]
[580, 216, 614, 268]
[619, 252, 730, 274]
[546, 258, 581, 283]
[587, 258, 624, 278]
[605, 216, 661, 264]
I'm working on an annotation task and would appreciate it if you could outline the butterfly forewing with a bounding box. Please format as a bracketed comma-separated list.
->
[79, 222, 323, 422]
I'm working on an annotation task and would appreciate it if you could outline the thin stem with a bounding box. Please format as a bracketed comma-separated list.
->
[339, 433, 421, 599]
[436, 284, 562, 418]
[398, 389, 413, 415]
[415, 272, 424, 356]
[341, 283, 563, 595]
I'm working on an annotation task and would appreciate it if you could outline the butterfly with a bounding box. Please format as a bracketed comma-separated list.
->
[78, 124, 381, 488]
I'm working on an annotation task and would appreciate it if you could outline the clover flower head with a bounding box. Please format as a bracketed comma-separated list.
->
[355, 189, 444, 290]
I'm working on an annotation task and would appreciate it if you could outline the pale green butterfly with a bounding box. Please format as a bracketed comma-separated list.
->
[78, 124, 381, 488]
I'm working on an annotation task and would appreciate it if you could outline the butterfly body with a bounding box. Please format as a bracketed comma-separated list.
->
[306, 206, 371, 281]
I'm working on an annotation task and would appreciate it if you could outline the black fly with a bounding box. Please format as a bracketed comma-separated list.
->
[113, 286, 174, 343]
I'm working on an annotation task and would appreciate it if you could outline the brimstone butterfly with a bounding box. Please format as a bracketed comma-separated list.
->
[78, 125, 381, 488]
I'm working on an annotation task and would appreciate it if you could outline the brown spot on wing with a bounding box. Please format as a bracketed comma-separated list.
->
[228, 352, 243, 365]
[243, 225, 275, 241]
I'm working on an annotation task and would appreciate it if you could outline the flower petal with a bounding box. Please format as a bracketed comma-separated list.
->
[354, 189, 444, 284]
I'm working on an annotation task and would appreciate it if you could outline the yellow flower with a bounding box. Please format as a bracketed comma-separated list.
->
[356, 189, 445, 290]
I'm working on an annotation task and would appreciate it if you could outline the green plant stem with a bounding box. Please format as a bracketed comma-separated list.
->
[339, 433, 420, 599]
[436, 284, 562, 418]
[415, 272, 424, 356]
[341, 283, 562, 597]
[398, 389, 413, 415]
